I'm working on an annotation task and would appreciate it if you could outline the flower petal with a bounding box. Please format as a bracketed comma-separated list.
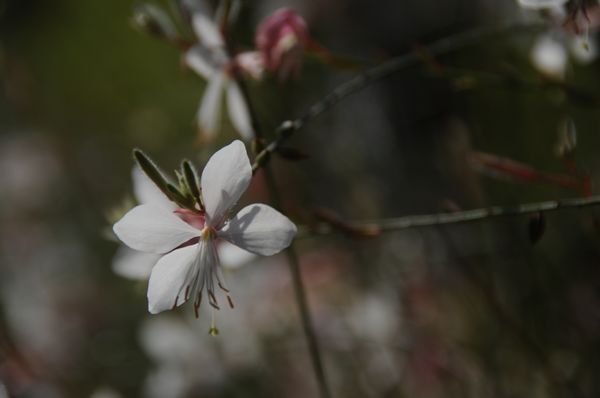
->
[147, 244, 199, 314]
[132, 166, 175, 209]
[112, 246, 160, 280]
[191, 13, 224, 48]
[219, 204, 297, 255]
[113, 204, 199, 254]
[197, 72, 225, 139]
[184, 45, 218, 79]
[218, 241, 257, 269]
[226, 81, 254, 140]
[201, 140, 251, 226]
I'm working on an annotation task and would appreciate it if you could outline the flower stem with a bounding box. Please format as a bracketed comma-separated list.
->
[263, 166, 332, 398]
[233, 74, 332, 398]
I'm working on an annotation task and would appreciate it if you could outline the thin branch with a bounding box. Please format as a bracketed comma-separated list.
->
[300, 195, 600, 238]
[231, 57, 332, 398]
[252, 20, 546, 173]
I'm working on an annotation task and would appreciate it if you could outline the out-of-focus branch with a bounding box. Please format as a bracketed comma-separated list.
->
[229, 49, 332, 398]
[251, 20, 546, 173]
[301, 195, 600, 238]
[469, 151, 590, 195]
[439, 228, 582, 398]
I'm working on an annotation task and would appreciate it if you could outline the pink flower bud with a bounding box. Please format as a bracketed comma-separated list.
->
[564, 4, 600, 35]
[255, 8, 309, 80]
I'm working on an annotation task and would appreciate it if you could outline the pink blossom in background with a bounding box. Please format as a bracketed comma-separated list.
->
[255, 8, 309, 80]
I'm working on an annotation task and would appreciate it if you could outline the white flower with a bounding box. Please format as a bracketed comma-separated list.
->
[112, 166, 256, 280]
[113, 141, 297, 315]
[531, 33, 569, 78]
[570, 35, 598, 64]
[184, 8, 257, 140]
[530, 32, 598, 78]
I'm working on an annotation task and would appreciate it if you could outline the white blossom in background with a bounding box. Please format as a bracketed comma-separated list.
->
[517, 0, 599, 76]
[517, 0, 567, 11]
[530, 32, 598, 78]
[531, 33, 569, 77]
[89, 387, 122, 398]
[140, 315, 224, 398]
[184, 5, 262, 141]
[570, 34, 598, 63]
[113, 141, 297, 317]
[0, 133, 62, 211]
[112, 167, 256, 280]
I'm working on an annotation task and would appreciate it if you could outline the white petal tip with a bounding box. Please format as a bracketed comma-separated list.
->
[220, 203, 298, 256]
[147, 304, 163, 315]
[112, 220, 126, 242]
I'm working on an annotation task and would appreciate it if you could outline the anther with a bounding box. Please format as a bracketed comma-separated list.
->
[194, 292, 202, 318]
[218, 282, 230, 293]
[208, 290, 219, 305]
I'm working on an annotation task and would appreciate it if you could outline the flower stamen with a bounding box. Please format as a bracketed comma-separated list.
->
[217, 281, 229, 293]
[208, 290, 220, 310]
[201, 226, 217, 241]
[209, 310, 219, 336]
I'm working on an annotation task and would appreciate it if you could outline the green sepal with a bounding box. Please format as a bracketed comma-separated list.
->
[182, 159, 202, 205]
[133, 149, 176, 202]
[174, 170, 187, 192]
[166, 183, 194, 209]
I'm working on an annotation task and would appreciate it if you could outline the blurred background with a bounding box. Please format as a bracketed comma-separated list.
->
[2, 0, 600, 397]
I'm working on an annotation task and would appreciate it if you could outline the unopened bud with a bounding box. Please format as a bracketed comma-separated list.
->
[555, 117, 577, 158]
[132, 4, 178, 41]
[255, 8, 309, 80]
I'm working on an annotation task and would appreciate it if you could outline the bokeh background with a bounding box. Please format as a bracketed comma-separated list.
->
[2, 0, 600, 397]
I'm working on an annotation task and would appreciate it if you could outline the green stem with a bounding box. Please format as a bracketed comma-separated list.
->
[263, 166, 332, 398]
